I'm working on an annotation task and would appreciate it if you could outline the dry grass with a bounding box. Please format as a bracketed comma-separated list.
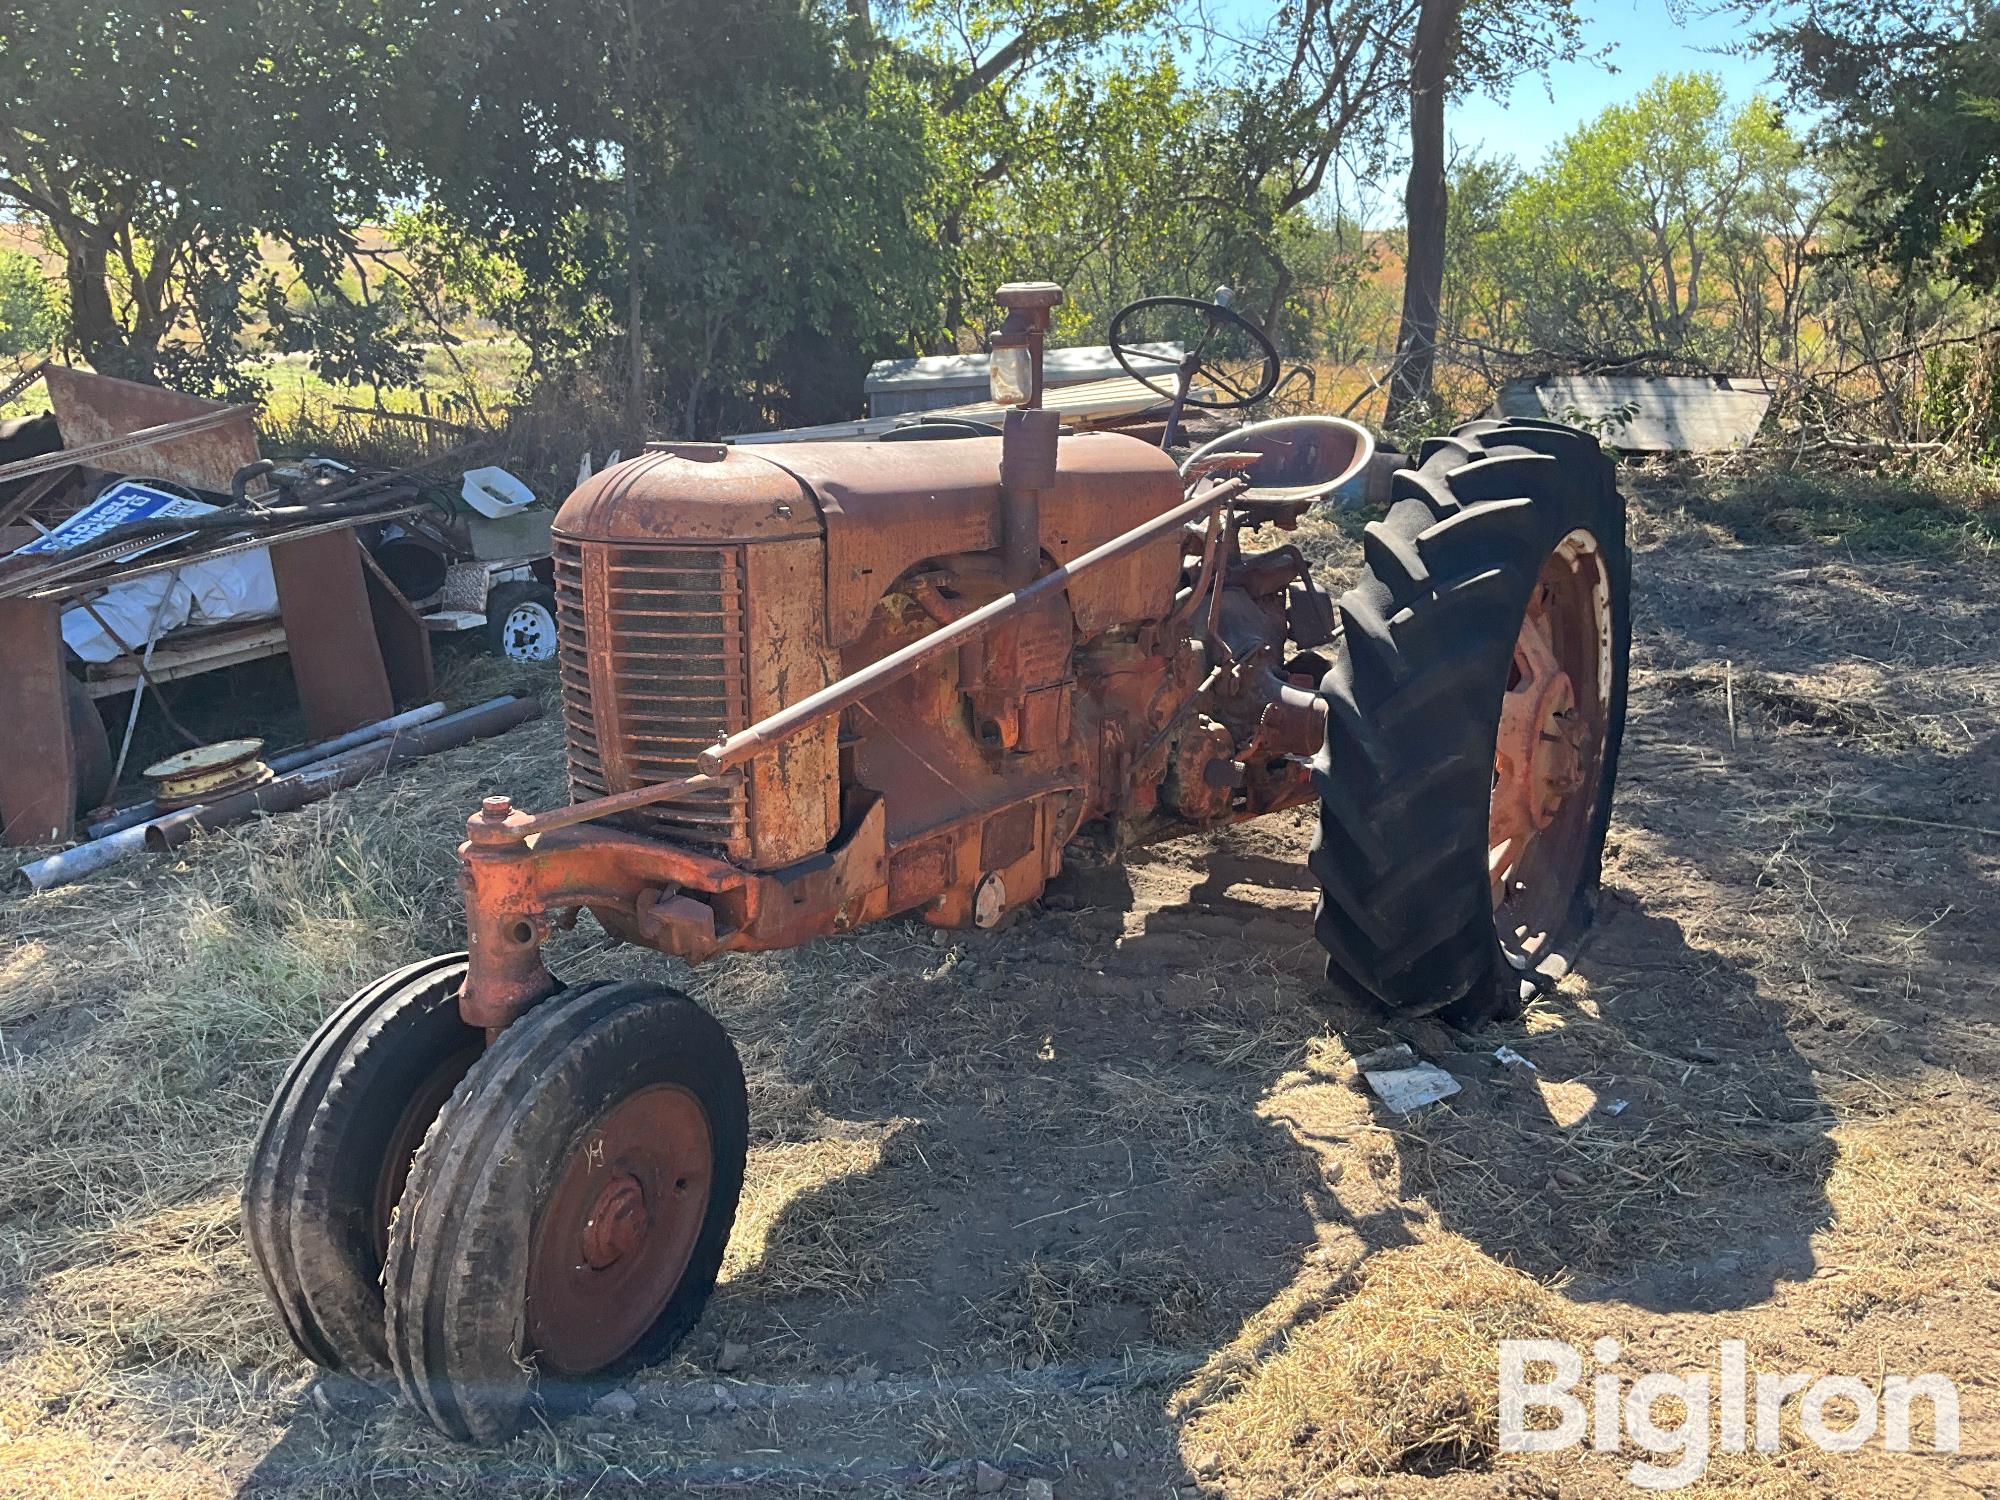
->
[3, 474, 1999, 1496]
[1176, 1239, 1579, 1484]
[966, 1245, 1214, 1368]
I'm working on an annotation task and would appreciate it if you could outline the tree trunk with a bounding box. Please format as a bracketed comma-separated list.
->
[1383, 0, 1460, 432]
[622, 0, 647, 440]
[626, 161, 645, 438]
[59, 229, 154, 383]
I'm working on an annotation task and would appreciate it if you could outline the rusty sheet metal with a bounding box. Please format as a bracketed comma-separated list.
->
[359, 550, 438, 706]
[0, 594, 77, 845]
[268, 527, 395, 739]
[1497, 374, 1774, 453]
[41, 366, 260, 493]
[753, 431, 1186, 647]
[741, 537, 839, 868]
[555, 443, 821, 546]
[559, 540, 755, 861]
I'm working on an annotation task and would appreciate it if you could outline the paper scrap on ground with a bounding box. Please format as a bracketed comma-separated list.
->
[1348, 1041, 1462, 1112]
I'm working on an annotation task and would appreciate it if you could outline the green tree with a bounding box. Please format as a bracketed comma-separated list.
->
[408, 0, 947, 436]
[0, 2, 447, 394]
[1751, 0, 2000, 284]
[1462, 73, 1800, 365]
[1235, 0, 1587, 426]
[0, 245, 57, 361]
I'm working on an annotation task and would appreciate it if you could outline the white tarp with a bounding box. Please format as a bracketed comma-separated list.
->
[61, 548, 279, 662]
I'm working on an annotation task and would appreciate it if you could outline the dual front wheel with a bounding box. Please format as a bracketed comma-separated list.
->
[245, 961, 747, 1441]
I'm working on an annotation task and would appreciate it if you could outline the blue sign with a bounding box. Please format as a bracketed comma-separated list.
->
[9, 481, 216, 558]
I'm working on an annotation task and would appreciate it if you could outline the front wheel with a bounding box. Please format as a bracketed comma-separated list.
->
[1310, 418, 1630, 1024]
[242, 954, 484, 1376]
[383, 980, 748, 1442]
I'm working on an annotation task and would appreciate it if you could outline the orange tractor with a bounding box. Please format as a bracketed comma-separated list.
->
[244, 284, 1629, 1440]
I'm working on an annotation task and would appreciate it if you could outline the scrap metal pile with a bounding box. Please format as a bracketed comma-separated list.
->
[0, 363, 546, 874]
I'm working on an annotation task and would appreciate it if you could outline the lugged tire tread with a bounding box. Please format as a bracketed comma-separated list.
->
[1312, 418, 1630, 1022]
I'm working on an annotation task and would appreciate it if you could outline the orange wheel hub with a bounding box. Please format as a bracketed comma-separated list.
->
[1489, 533, 1613, 964]
[524, 1083, 713, 1375]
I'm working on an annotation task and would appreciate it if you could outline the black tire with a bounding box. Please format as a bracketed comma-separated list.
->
[384, 981, 748, 1443]
[242, 954, 482, 1376]
[65, 673, 112, 813]
[1311, 417, 1630, 1025]
[484, 580, 558, 663]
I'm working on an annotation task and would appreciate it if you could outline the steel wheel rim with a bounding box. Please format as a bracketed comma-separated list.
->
[1490, 529, 1612, 970]
[370, 1041, 483, 1263]
[502, 602, 556, 661]
[525, 1083, 714, 1376]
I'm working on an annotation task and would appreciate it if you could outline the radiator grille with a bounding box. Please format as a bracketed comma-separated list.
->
[552, 537, 750, 853]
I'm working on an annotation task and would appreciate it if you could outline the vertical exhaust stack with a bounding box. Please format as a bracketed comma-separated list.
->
[990, 282, 1064, 588]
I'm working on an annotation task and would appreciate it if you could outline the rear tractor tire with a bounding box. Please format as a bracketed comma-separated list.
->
[383, 980, 748, 1442]
[1311, 418, 1631, 1025]
[243, 954, 484, 1377]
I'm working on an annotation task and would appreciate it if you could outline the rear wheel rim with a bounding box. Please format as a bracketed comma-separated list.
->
[524, 1083, 714, 1375]
[1490, 529, 1613, 971]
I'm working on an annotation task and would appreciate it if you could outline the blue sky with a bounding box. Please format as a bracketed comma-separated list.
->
[1197, 0, 1782, 217]
[1449, 0, 1778, 164]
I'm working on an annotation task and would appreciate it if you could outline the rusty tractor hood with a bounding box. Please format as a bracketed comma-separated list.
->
[556, 431, 1186, 649]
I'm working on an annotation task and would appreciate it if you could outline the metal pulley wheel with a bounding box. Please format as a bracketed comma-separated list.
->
[144, 738, 272, 809]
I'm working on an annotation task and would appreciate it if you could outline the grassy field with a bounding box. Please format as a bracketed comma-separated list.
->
[1, 467, 1997, 1497]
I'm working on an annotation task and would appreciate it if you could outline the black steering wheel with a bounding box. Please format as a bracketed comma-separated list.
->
[1109, 295, 1281, 410]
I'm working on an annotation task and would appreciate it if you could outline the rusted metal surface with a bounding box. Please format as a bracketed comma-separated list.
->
[525, 1082, 712, 1375]
[1490, 531, 1613, 961]
[555, 444, 820, 546]
[268, 528, 396, 740]
[500, 478, 1249, 864]
[39, 367, 260, 494]
[0, 594, 77, 845]
[752, 433, 1187, 646]
[1182, 415, 1374, 504]
[741, 537, 840, 867]
[697, 479, 1245, 782]
[454, 282, 1354, 1035]
[553, 537, 754, 860]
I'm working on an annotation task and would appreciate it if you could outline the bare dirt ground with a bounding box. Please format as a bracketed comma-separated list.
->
[2, 471, 1997, 1497]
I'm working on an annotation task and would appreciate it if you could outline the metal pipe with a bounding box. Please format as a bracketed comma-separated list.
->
[85, 700, 451, 838]
[268, 699, 452, 773]
[18, 823, 153, 892]
[144, 693, 541, 851]
[20, 696, 537, 888]
[505, 476, 1251, 843]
